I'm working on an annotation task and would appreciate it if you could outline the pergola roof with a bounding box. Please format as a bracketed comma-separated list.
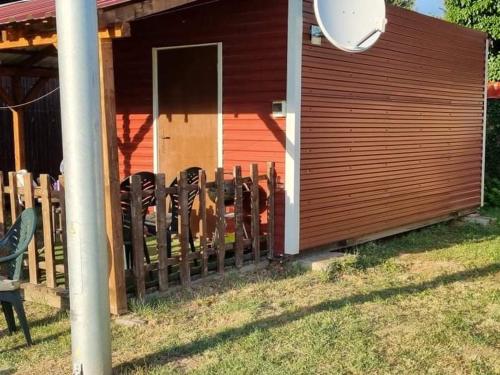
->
[0, 0, 133, 25]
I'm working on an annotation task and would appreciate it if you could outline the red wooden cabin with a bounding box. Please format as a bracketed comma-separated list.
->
[0, 0, 488, 257]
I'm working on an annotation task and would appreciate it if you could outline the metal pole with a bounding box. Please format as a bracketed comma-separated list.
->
[55, 1, 112, 374]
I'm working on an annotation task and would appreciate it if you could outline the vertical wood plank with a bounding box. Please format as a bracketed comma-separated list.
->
[0, 172, 5, 237]
[40, 175, 56, 288]
[58, 176, 69, 289]
[216, 168, 226, 274]
[251, 164, 260, 262]
[130, 175, 146, 300]
[8, 172, 19, 221]
[11, 109, 26, 171]
[199, 170, 209, 277]
[155, 173, 169, 291]
[178, 171, 191, 287]
[233, 166, 244, 268]
[23, 173, 38, 284]
[267, 162, 276, 260]
[99, 37, 127, 315]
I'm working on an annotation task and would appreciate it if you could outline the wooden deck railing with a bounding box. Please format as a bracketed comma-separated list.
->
[0, 162, 276, 302]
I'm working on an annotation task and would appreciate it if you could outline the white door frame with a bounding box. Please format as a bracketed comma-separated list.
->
[152, 42, 223, 173]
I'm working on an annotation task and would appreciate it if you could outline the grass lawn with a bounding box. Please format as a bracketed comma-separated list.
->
[1, 210, 499, 374]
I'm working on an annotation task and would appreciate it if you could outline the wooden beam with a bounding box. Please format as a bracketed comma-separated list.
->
[23, 77, 49, 103]
[0, 25, 128, 50]
[0, 84, 13, 107]
[98, 36, 127, 315]
[12, 109, 26, 171]
[0, 66, 57, 78]
[99, 0, 199, 25]
[20, 45, 57, 67]
[11, 76, 25, 170]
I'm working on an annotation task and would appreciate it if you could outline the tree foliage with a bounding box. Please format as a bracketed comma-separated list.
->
[445, 0, 500, 81]
[386, 0, 415, 9]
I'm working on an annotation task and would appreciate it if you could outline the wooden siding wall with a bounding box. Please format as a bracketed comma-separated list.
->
[300, 3, 487, 250]
[0, 77, 62, 179]
[113, 0, 288, 252]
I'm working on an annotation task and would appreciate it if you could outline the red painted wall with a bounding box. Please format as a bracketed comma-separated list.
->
[113, 0, 288, 252]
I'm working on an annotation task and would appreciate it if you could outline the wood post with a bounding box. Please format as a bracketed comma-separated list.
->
[12, 109, 26, 171]
[40, 175, 56, 288]
[58, 176, 69, 289]
[250, 164, 260, 262]
[199, 170, 208, 277]
[8, 172, 19, 221]
[233, 166, 244, 268]
[130, 175, 145, 300]
[178, 171, 191, 287]
[98, 37, 127, 314]
[155, 173, 169, 291]
[23, 173, 38, 284]
[215, 168, 226, 274]
[267, 162, 276, 259]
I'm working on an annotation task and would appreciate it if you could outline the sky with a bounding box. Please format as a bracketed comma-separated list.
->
[414, 0, 445, 17]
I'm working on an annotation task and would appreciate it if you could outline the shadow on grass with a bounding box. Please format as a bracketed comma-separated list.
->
[115, 262, 500, 373]
[0, 330, 68, 354]
[129, 262, 308, 313]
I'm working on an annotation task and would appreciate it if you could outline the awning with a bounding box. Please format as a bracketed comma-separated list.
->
[488, 82, 500, 99]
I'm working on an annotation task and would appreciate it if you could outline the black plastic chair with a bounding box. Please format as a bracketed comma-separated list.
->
[0, 208, 37, 346]
[120, 172, 156, 269]
[167, 167, 201, 258]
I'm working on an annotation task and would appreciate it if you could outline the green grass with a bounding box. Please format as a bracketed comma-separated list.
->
[1, 212, 500, 374]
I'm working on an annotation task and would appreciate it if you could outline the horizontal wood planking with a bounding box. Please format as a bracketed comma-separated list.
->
[300, 2, 487, 250]
[114, 0, 287, 252]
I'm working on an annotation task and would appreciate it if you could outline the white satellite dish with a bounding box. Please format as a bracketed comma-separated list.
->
[314, 0, 387, 53]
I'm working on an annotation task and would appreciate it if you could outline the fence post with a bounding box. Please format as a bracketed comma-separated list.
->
[8, 172, 19, 221]
[178, 171, 191, 287]
[130, 175, 146, 300]
[233, 166, 244, 268]
[267, 162, 276, 260]
[250, 164, 260, 262]
[216, 168, 226, 274]
[40, 175, 57, 288]
[58, 176, 69, 289]
[155, 173, 169, 291]
[199, 170, 209, 277]
[0, 172, 5, 237]
[22, 173, 38, 284]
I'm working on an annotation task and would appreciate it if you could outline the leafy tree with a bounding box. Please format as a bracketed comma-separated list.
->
[445, 0, 500, 81]
[387, 0, 415, 9]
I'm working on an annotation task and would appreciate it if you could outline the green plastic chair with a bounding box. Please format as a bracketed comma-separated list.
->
[0, 208, 37, 345]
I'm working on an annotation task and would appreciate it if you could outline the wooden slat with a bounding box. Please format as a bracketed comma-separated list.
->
[23, 173, 38, 284]
[178, 171, 191, 287]
[130, 175, 146, 300]
[250, 164, 260, 262]
[40, 175, 56, 288]
[58, 176, 69, 289]
[216, 168, 226, 274]
[0, 172, 5, 237]
[266, 162, 275, 259]
[199, 170, 209, 277]
[155, 173, 169, 291]
[233, 166, 244, 268]
[8, 172, 19, 221]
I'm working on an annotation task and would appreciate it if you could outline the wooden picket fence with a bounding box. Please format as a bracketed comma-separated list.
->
[0, 171, 68, 291]
[125, 162, 276, 300]
[0, 162, 276, 302]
